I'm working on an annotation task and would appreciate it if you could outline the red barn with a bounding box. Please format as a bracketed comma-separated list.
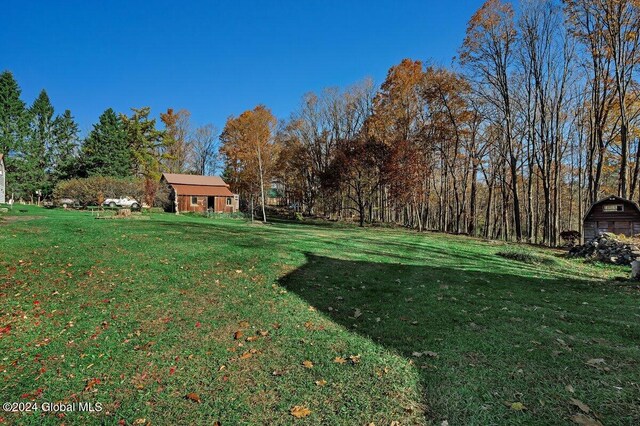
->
[161, 173, 239, 214]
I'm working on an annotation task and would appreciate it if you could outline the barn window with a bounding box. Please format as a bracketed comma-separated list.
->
[190, 196, 198, 206]
[226, 197, 232, 206]
[603, 204, 623, 212]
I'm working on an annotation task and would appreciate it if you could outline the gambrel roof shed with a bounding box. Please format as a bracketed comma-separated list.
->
[583, 195, 640, 241]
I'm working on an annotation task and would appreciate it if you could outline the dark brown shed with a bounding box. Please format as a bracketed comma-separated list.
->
[582, 195, 640, 241]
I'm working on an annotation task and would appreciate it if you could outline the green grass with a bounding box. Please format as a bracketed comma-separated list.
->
[496, 247, 557, 265]
[0, 206, 639, 425]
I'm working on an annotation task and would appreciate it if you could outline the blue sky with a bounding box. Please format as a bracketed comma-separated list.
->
[1, 0, 486, 136]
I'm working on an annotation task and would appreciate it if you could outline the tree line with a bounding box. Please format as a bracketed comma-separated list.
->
[221, 0, 640, 246]
[2, 0, 638, 246]
[0, 71, 220, 203]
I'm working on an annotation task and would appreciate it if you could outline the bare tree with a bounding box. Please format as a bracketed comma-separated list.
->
[189, 124, 220, 175]
[460, 0, 524, 241]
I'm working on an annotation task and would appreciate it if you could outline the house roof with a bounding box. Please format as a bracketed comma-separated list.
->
[171, 184, 234, 197]
[162, 173, 229, 187]
[584, 195, 640, 219]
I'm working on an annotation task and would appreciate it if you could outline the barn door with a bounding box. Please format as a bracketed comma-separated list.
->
[613, 221, 630, 236]
[597, 221, 610, 235]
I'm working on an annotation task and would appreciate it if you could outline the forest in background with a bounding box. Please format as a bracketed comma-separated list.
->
[229, 0, 640, 247]
[1, 0, 639, 247]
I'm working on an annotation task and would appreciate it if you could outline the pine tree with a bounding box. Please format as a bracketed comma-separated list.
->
[121, 107, 167, 205]
[79, 108, 132, 177]
[50, 110, 80, 183]
[14, 90, 52, 199]
[0, 71, 29, 198]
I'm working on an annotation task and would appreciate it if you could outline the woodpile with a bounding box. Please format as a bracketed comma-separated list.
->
[116, 208, 131, 217]
[569, 233, 640, 265]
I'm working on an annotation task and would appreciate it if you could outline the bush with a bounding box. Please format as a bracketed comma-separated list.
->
[53, 176, 144, 207]
[146, 207, 165, 214]
[560, 230, 581, 247]
[496, 248, 555, 265]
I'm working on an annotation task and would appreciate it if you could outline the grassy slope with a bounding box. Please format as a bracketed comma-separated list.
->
[0, 207, 638, 425]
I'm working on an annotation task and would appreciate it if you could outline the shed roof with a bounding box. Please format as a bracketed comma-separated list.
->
[162, 173, 228, 187]
[171, 184, 234, 197]
[584, 195, 640, 219]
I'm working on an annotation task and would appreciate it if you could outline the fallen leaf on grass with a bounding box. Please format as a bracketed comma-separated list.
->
[84, 378, 101, 391]
[185, 392, 201, 403]
[258, 330, 269, 336]
[239, 352, 252, 360]
[585, 358, 609, 371]
[354, 309, 362, 318]
[569, 398, 591, 414]
[238, 321, 250, 328]
[302, 360, 314, 369]
[334, 357, 347, 364]
[504, 401, 526, 411]
[510, 402, 526, 411]
[290, 405, 312, 418]
[570, 413, 603, 426]
[315, 379, 327, 387]
[246, 336, 259, 342]
[566, 384, 575, 393]
[556, 338, 572, 351]
[412, 351, 438, 358]
[233, 331, 243, 340]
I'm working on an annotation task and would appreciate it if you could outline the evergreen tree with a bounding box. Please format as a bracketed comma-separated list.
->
[121, 107, 167, 205]
[79, 108, 132, 177]
[17, 90, 53, 197]
[50, 110, 80, 183]
[0, 71, 29, 198]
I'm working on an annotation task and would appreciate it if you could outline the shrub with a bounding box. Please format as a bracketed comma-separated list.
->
[496, 248, 555, 265]
[53, 176, 144, 207]
[560, 230, 581, 247]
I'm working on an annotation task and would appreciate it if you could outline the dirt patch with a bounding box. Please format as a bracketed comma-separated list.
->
[0, 215, 40, 226]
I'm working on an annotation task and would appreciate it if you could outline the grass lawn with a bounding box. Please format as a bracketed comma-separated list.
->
[1, 206, 639, 425]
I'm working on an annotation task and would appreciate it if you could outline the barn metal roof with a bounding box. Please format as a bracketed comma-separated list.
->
[162, 173, 229, 187]
[171, 184, 234, 197]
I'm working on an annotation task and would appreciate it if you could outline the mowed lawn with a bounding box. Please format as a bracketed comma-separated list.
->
[1, 207, 639, 425]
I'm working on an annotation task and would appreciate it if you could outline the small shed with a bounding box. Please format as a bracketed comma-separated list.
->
[583, 195, 640, 241]
[0, 153, 6, 204]
[161, 173, 239, 214]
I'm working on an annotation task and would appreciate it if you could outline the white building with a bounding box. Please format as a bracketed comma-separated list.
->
[0, 154, 5, 204]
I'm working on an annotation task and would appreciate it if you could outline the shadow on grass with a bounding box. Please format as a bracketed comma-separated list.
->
[278, 252, 632, 424]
